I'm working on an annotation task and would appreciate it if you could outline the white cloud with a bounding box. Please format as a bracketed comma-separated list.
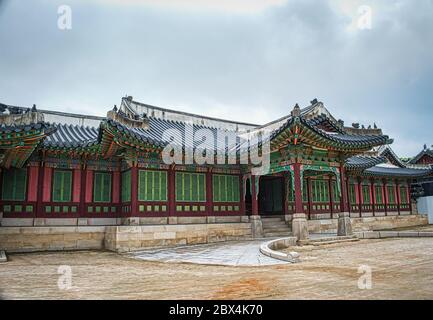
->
[99, 0, 288, 14]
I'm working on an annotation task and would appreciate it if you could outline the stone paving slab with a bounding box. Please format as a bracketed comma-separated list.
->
[131, 234, 337, 267]
[131, 239, 290, 266]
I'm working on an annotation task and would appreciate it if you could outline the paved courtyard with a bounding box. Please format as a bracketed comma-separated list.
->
[1, 237, 433, 299]
[132, 234, 334, 266]
[133, 240, 288, 266]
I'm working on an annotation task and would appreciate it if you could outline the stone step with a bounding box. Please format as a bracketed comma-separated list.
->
[262, 218, 284, 223]
[262, 222, 288, 227]
[263, 228, 292, 234]
[262, 219, 286, 224]
[263, 224, 290, 230]
[263, 231, 293, 238]
[261, 217, 285, 222]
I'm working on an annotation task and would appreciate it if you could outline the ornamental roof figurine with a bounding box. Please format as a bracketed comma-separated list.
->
[291, 103, 301, 117]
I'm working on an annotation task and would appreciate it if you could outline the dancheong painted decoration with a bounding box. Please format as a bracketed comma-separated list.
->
[0, 97, 432, 225]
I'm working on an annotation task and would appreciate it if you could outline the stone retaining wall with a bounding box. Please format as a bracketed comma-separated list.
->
[0, 226, 106, 253]
[0, 222, 252, 253]
[308, 214, 428, 234]
[105, 222, 253, 252]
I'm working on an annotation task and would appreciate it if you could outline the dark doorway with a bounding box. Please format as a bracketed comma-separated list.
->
[259, 176, 284, 215]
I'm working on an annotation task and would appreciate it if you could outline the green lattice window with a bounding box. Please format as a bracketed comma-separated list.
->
[362, 184, 371, 204]
[311, 180, 329, 203]
[302, 179, 308, 202]
[332, 180, 340, 202]
[176, 172, 205, 202]
[2, 168, 27, 201]
[387, 185, 395, 204]
[138, 170, 167, 201]
[93, 172, 112, 202]
[52, 170, 72, 202]
[349, 184, 357, 204]
[400, 186, 408, 204]
[121, 170, 131, 202]
[213, 174, 240, 202]
[375, 185, 383, 204]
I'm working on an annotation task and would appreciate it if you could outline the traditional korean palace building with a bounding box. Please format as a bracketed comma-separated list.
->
[0, 97, 432, 243]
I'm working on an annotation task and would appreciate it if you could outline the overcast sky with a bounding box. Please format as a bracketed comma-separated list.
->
[0, 0, 432, 157]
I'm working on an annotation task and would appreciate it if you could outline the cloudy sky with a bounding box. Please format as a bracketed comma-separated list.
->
[0, 0, 432, 157]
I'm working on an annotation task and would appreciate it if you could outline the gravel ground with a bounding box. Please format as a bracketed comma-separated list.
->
[0, 238, 432, 300]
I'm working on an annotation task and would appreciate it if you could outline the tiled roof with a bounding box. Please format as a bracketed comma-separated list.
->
[0, 122, 54, 134]
[345, 156, 386, 170]
[377, 145, 406, 168]
[106, 118, 245, 152]
[268, 116, 390, 149]
[43, 123, 99, 148]
[408, 148, 433, 164]
[363, 165, 433, 178]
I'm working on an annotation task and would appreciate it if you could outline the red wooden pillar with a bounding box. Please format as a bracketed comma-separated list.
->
[27, 165, 39, 219]
[251, 175, 259, 215]
[328, 176, 333, 218]
[357, 177, 363, 217]
[85, 169, 93, 205]
[395, 179, 401, 215]
[206, 169, 212, 216]
[339, 164, 350, 214]
[408, 180, 412, 214]
[293, 163, 304, 215]
[371, 178, 376, 216]
[168, 166, 176, 216]
[36, 163, 45, 217]
[79, 165, 87, 216]
[383, 179, 388, 216]
[42, 167, 52, 203]
[130, 165, 138, 216]
[72, 168, 81, 211]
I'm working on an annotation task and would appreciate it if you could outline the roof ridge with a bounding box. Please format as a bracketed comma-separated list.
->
[124, 98, 260, 128]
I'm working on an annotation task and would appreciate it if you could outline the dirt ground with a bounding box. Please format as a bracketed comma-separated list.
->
[1, 238, 433, 300]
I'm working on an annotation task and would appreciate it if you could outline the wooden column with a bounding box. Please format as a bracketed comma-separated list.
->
[339, 163, 350, 213]
[371, 178, 376, 216]
[328, 176, 334, 219]
[357, 177, 363, 217]
[79, 165, 87, 216]
[240, 174, 246, 215]
[36, 163, 45, 218]
[168, 166, 176, 216]
[396, 179, 401, 215]
[408, 180, 413, 214]
[251, 175, 259, 215]
[383, 179, 388, 216]
[130, 165, 138, 216]
[293, 163, 304, 215]
[206, 169, 212, 216]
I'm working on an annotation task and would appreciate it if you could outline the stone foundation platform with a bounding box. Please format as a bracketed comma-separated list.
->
[0, 214, 428, 253]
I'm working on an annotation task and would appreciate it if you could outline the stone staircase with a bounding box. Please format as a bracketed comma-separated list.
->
[261, 216, 292, 238]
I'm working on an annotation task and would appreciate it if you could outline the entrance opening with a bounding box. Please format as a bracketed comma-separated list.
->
[259, 176, 284, 215]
